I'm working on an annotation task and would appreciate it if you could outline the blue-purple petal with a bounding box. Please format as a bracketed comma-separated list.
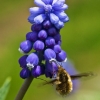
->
[53, 33, 61, 42]
[31, 65, 43, 77]
[29, 7, 44, 14]
[19, 40, 32, 53]
[45, 37, 55, 47]
[46, 61, 58, 73]
[31, 24, 42, 32]
[34, 14, 46, 24]
[34, 0, 45, 7]
[33, 40, 44, 51]
[19, 55, 28, 68]
[38, 30, 47, 40]
[26, 31, 38, 42]
[48, 27, 57, 36]
[53, 45, 61, 53]
[44, 48, 56, 61]
[28, 14, 36, 24]
[43, 20, 52, 29]
[55, 20, 64, 29]
[20, 68, 31, 79]
[50, 13, 59, 24]
[61, 15, 69, 23]
[26, 53, 39, 68]
[42, 0, 53, 4]
[56, 50, 67, 62]
[54, 11, 67, 20]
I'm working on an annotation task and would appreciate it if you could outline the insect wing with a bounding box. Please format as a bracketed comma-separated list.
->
[70, 72, 94, 80]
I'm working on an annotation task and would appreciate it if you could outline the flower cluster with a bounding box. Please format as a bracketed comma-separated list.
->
[18, 0, 68, 79]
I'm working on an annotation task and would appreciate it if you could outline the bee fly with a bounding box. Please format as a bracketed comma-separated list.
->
[40, 61, 94, 96]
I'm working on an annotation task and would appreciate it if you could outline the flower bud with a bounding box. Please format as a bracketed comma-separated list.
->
[48, 27, 57, 36]
[19, 40, 32, 53]
[43, 20, 51, 29]
[53, 45, 61, 53]
[31, 65, 44, 77]
[45, 37, 55, 47]
[18, 55, 28, 68]
[44, 48, 56, 61]
[56, 50, 67, 62]
[26, 31, 38, 42]
[38, 30, 47, 40]
[33, 40, 44, 51]
[20, 68, 31, 79]
[26, 53, 39, 68]
[31, 24, 42, 32]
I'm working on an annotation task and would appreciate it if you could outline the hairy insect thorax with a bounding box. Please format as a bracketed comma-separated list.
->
[55, 66, 73, 95]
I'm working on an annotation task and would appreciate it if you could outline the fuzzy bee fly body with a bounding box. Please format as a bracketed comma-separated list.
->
[41, 61, 94, 96]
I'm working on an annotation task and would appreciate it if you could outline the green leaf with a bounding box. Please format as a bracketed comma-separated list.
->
[0, 77, 11, 100]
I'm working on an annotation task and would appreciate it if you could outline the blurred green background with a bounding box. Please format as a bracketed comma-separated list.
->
[0, 0, 100, 100]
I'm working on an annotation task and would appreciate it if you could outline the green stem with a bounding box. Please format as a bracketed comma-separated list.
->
[15, 76, 34, 100]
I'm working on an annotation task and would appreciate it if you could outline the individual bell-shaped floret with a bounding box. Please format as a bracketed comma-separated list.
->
[55, 20, 64, 29]
[45, 61, 58, 74]
[48, 27, 57, 36]
[56, 50, 67, 62]
[45, 37, 55, 47]
[31, 24, 42, 32]
[33, 40, 45, 51]
[26, 31, 38, 42]
[20, 68, 31, 79]
[44, 48, 56, 61]
[18, 55, 28, 68]
[38, 30, 47, 40]
[43, 20, 52, 29]
[50, 13, 59, 25]
[53, 44, 61, 53]
[31, 65, 45, 77]
[45, 69, 52, 78]
[19, 40, 32, 53]
[26, 53, 39, 68]
[53, 33, 61, 43]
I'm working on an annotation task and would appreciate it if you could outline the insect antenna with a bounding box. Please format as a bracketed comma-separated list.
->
[36, 77, 48, 82]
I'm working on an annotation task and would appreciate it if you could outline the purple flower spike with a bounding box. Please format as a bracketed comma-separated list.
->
[18, 55, 28, 68]
[48, 27, 57, 36]
[31, 65, 43, 77]
[38, 30, 47, 40]
[19, 40, 32, 53]
[31, 24, 42, 32]
[43, 20, 51, 29]
[45, 37, 55, 47]
[53, 45, 61, 53]
[26, 31, 38, 42]
[33, 40, 44, 51]
[20, 68, 31, 79]
[56, 50, 67, 62]
[26, 53, 39, 68]
[44, 48, 56, 61]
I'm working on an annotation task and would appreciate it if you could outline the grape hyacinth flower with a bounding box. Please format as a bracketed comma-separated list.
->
[18, 0, 69, 79]
[16, 0, 79, 99]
